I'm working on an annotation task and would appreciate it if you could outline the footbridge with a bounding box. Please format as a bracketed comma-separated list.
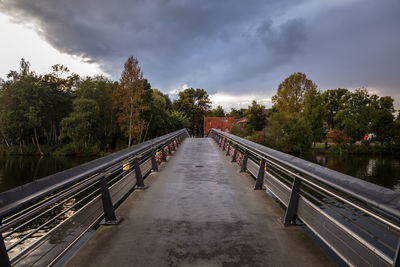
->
[0, 129, 399, 266]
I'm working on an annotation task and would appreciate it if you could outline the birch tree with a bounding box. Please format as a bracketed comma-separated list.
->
[112, 57, 146, 146]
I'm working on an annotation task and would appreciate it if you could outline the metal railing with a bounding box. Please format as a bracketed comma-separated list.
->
[209, 129, 400, 267]
[0, 129, 189, 267]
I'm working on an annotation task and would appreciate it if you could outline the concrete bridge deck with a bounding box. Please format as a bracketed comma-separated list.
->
[66, 138, 334, 266]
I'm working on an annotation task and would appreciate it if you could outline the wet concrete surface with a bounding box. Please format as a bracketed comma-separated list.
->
[65, 138, 335, 267]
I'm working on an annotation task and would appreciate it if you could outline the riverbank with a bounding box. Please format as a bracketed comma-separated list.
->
[312, 142, 400, 155]
[0, 143, 114, 157]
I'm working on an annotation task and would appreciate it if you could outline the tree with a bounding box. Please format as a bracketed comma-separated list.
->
[246, 100, 266, 133]
[60, 98, 100, 148]
[322, 88, 349, 129]
[338, 88, 371, 142]
[229, 108, 247, 119]
[286, 116, 313, 153]
[167, 111, 190, 132]
[76, 76, 118, 148]
[173, 88, 211, 136]
[302, 86, 326, 145]
[208, 105, 225, 117]
[144, 89, 173, 139]
[272, 72, 316, 114]
[370, 96, 395, 144]
[112, 56, 147, 146]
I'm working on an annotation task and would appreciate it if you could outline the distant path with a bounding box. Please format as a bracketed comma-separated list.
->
[66, 138, 334, 266]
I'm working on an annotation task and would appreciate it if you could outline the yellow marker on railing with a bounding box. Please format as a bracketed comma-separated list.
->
[123, 162, 130, 171]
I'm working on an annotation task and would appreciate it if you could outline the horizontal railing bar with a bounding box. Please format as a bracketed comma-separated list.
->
[7, 185, 102, 253]
[1, 174, 100, 233]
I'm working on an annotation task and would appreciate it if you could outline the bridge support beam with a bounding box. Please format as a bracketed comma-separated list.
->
[232, 144, 238, 162]
[134, 157, 148, 190]
[240, 150, 249, 172]
[283, 176, 302, 226]
[254, 158, 266, 190]
[99, 174, 121, 225]
[222, 138, 226, 151]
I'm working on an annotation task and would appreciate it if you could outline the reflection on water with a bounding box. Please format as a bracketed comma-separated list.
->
[0, 156, 96, 193]
[302, 153, 400, 191]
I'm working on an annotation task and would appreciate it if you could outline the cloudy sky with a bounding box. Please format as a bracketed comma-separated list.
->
[0, 0, 399, 110]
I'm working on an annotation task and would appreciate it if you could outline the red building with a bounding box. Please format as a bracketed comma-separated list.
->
[203, 117, 235, 136]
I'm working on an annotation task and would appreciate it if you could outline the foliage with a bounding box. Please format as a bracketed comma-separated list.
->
[246, 100, 266, 133]
[272, 72, 316, 114]
[167, 111, 190, 132]
[322, 88, 349, 129]
[302, 86, 326, 144]
[327, 129, 348, 146]
[208, 105, 225, 117]
[173, 88, 211, 136]
[230, 124, 244, 137]
[76, 76, 118, 148]
[229, 108, 247, 119]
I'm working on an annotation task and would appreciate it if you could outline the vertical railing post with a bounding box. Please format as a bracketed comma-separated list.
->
[226, 141, 231, 156]
[240, 150, 249, 172]
[167, 142, 172, 155]
[222, 138, 226, 151]
[254, 158, 266, 190]
[0, 229, 10, 267]
[172, 139, 176, 151]
[151, 148, 159, 172]
[283, 175, 302, 225]
[232, 144, 238, 162]
[99, 173, 121, 225]
[218, 136, 222, 147]
[133, 157, 148, 190]
[394, 239, 400, 267]
[161, 146, 167, 162]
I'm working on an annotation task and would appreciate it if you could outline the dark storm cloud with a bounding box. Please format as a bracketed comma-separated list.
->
[1, 0, 399, 104]
[0, 0, 306, 92]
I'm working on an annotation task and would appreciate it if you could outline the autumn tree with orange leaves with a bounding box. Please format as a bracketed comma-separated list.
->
[112, 56, 146, 147]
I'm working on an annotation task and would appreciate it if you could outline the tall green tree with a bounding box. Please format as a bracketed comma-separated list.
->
[272, 72, 316, 114]
[302, 87, 326, 145]
[229, 108, 247, 119]
[173, 88, 211, 136]
[144, 89, 173, 139]
[338, 88, 371, 142]
[76, 76, 118, 148]
[60, 98, 100, 148]
[322, 88, 349, 129]
[167, 111, 190, 132]
[208, 105, 226, 117]
[246, 100, 267, 133]
[370, 96, 395, 144]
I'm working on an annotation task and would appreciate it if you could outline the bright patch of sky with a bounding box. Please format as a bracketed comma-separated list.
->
[0, 14, 104, 79]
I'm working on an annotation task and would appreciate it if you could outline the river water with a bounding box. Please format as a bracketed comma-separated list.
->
[301, 153, 400, 192]
[0, 155, 95, 193]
